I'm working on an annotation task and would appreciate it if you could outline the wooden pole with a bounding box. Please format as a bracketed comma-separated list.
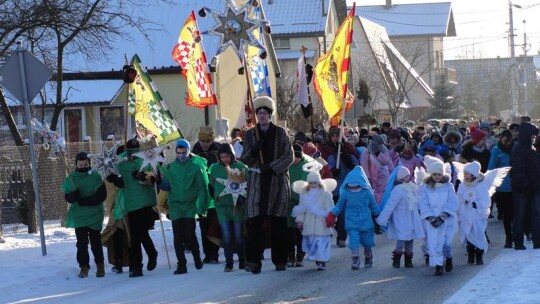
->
[242, 57, 264, 164]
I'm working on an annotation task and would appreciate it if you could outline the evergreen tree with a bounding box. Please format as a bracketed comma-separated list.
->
[426, 75, 461, 119]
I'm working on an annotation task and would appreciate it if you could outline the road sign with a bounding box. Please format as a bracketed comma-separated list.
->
[0, 48, 53, 103]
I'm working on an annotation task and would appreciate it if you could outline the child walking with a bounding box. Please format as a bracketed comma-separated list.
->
[377, 166, 424, 268]
[62, 152, 107, 278]
[326, 166, 379, 270]
[291, 163, 336, 270]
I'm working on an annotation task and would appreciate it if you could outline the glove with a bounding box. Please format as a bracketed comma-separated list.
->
[471, 202, 477, 209]
[259, 164, 273, 174]
[251, 140, 264, 155]
[65, 189, 81, 204]
[106, 174, 118, 183]
[325, 213, 336, 228]
[297, 222, 303, 232]
[132, 170, 146, 181]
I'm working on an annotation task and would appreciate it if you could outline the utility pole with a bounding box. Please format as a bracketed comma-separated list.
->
[522, 19, 530, 116]
[509, 1, 518, 116]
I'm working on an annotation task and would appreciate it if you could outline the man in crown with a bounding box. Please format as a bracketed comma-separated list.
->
[241, 96, 294, 274]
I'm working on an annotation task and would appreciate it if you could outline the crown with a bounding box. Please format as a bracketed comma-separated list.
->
[227, 168, 245, 183]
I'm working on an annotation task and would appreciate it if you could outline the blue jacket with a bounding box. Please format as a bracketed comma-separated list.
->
[331, 167, 379, 231]
[488, 144, 512, 192]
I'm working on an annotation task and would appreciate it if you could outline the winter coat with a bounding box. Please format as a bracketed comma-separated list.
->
[326, 152, 359, 197]
[377, 182, 424, 241]
[62, 171, 106, 230]
[287, 156, 311, 227]
[192, 141, 220, 209]
[394, 155, 423, 180]
[292, 188, 334, 236]
[331, 169, 379, 231]
[510, 122, 540, 193]
[456, 177, 490, 251]
[208, 161, 249, 224]
[488, 143, 512, 192]
[116, 158, 157, 213]
[160, 155, 209, 220]
[360, 150, 394, 203]
[319, 140, 358, 160]
[460, 140, 491, 173]
[241, 123, 294, 218]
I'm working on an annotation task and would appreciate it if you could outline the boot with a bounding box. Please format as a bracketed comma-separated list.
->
[287, 252, 296, 267]
[351, 256, 360, 270]
[194, 255, 204, 270]
[404, 253, 413, 268]
[445, 258, 453, 272]
[147, 252, 158, 271]
[434, 265, 443, 276]
[238, 257, 246, 270]
[78, 265, 90, 278]
[96, 263, 105, 277]
[467, 242, 475, 264]
[475, 249, 484, 265]
[112, 259, 123, 273]
[392, 251, 402, 268]
[174, 264, 187, 275]
[224, 262, 233, 272]
[295, 253, 305, 267]
[129, 266, 143, 278]
[504, 236, 513, 249]
[364, 253, 373, 268]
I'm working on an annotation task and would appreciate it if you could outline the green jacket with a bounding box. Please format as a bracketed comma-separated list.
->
[287, 156, 310, 227]
[208, 161, 249, 223]
[62, 171, 104, 230]
[162, 155, 209, 220]
[116, 157, 157, 214]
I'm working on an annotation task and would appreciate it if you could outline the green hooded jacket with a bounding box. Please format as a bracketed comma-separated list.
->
[208, 161, 249, 223]
[62, 171, 104, 230]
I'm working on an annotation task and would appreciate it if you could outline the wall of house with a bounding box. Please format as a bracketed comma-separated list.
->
[390, 36, 439, 87]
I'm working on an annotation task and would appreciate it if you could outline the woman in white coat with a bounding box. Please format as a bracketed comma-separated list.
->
[455, 161, 509, 265]
[292, 163, 337, 271]
[377, 166, 425, 268]
[419, 158, 458, 276]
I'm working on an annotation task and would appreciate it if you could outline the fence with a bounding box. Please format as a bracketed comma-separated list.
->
[0, 141, 131, 236]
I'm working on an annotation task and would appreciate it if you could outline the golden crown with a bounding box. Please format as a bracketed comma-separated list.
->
[227, 168, 245, 183]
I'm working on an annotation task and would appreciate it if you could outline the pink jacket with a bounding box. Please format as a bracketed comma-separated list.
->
[360, 150, 394, 204]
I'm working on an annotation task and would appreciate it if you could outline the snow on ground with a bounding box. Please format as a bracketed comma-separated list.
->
[1, 218, 539, 304]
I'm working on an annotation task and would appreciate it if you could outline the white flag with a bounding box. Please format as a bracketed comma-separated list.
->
[297, 56, 310, 107]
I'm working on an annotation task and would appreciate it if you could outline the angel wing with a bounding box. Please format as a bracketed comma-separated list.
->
[414, 166, 427, 185]
[452, 161, 466, 183]
[483, 167, 511, 196]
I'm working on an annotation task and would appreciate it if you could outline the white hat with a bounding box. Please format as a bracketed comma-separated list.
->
[307, 171, 322, 184]
[396, 166, 410, 180]
[427, 157, 445, 175]
[464, 161, 481, 177]
[293, 173, 337, 194]
[252, 96, 276, 113]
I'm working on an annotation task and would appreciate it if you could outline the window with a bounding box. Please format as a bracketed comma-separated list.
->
[64, 109, 83, 142]
[100, 106, 124, 141]
[273, 38, 290, 50]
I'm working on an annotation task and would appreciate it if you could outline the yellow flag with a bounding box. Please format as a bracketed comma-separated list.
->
[314, 7, 355, 126]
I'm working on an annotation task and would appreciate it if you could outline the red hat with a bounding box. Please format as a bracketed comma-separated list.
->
[302, 142, 318, 157]
[469, 127, 486, 144]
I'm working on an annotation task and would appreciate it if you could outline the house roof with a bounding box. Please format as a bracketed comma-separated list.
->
[264, 0, 330, 36]
[5, 80, 124, 107]
[355, 2, 456, 37]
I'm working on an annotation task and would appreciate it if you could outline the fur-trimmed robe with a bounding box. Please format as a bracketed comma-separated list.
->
[241, 123, 294, 218]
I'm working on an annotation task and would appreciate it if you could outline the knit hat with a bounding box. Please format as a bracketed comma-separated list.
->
[499, 129, 512, 140]
[371, 134, 384, 146]
[294, 132, 308, 144]
[302, 142, 318, 157]
[388, 129, 401, 139]
[306, 171, 323, 184]
[509, 123, 520, 131]
[359, 128, 369, 138]
[176, 139, 190, 151]
[426, 157, 445, 175]
[328, 126, 341, 137]
[253, 96, 275, 114]
[479, 122, 490, 131]
[395, 166, 410, 180]
[469, 127, 487, 144]
[293, 144, 303, 158]
[126, 138, 140, 154]
[217, 143, 235, 160]
[368, 141, 382, 154]
[464, 161, 481, 177]
[382, 122, 391, 128]
[198, 126, 215, 142]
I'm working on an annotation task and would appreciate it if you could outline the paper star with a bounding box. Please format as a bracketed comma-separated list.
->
[133, 145, 169, 173]
[215, 167, 247, 207]
[31, 118, 66, 153]
[88, 144, 126, 178]
[203, 0, 267, 59]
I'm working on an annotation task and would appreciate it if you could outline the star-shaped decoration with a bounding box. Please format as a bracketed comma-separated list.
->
[203, 0, 267, 59]
[133, 145, 169, 173]
[215, 168, 247, 207]
[88, 144, 126, 179]
[31, 118, 66, 154]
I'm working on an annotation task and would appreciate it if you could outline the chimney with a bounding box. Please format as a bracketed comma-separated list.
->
[385, 0, 392, 9]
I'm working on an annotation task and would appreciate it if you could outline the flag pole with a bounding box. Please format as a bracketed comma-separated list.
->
[335, 4, 355, 170]
[242, 55, 264, 164]
[300, 46, 315, 137]
[123, 54, 130, 145]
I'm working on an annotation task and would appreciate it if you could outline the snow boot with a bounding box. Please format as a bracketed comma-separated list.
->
[404, 253, 414, 268]
[504, 236, 513, 249]
[96, 263, 105, 277]
[194, 256, 204, 270]
[147, 252, 158, 271]
[467, 242, 475, 264]
[287, 253, 296, 267]
[434, 265, 444, 276]
[174, 264, 187, 275]
[444, 258, 453, 272]
[112, 259, 123, 273]
[295, 253, 305, 267]
[475, 249, 484, 265]
[392, 251, 402, 268]
[238, 257, 246, 270]
[364, 253, 373, 268]
[351, 256, 360, 270]
[316, 261, 326, 270]
[78, 265, 90, 278]
[129, 265, 143, 278]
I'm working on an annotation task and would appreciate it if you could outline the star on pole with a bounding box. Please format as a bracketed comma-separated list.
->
[215, 177, 247, 207]
[31, 118, 66, 153]
[133, 145, 169, 173]
[88, 144, 126, 179]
